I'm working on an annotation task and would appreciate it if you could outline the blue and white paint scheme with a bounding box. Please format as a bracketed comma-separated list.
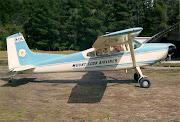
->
[6, 27, 176, 88]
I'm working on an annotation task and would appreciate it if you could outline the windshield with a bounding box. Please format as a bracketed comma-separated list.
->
[133, 40, 142, 49]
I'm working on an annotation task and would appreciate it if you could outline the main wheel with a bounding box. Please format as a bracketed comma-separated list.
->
[139, 78, 151, 88]
[134, 73, 140, 82]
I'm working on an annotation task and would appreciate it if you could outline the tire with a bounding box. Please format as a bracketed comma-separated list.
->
[139, 78, 151, 88]
[134, 73, 139, 82]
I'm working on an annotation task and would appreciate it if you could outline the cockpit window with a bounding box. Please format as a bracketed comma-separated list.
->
[133, 40, 142, 49]
[110, 45, 125, 54]
[86, 48, 108, 57]
[87, 51, 95, 57]
[86, 40, 142, 58]
[96, 48, 108, 56]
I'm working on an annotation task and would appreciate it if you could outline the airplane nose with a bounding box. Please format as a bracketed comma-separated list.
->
[168, 45, 176, 55]
[166, 45, 176, 61]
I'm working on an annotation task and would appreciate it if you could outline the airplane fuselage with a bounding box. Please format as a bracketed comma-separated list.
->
[31, 43, 172, 73]
[6, 29, 176, 88]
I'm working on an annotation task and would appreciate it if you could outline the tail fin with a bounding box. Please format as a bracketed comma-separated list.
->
[6, 33, 64, 71]
[6, 33, 31, 70]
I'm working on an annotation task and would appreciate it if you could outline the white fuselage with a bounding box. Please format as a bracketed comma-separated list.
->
[32, 44, 168, 73]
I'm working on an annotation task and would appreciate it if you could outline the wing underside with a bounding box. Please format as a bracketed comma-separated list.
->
[93, 27, 143, 68]
[93, 27, 143, 49]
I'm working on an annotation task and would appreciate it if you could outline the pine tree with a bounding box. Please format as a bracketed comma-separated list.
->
[0, 0, 179, 51]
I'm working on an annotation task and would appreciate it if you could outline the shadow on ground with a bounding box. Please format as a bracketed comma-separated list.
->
[1, 72, 135, 103]
[1, 78, 36, 87]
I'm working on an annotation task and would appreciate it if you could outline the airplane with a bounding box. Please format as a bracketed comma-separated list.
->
[6, 27, 176, 88]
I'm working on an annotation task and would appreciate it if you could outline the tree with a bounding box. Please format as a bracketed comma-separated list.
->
[0, 24, 24, 50]
[0, 0, 179, 51]
[24, 0, 63, 50]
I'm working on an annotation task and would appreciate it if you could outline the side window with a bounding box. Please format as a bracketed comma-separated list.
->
[96, 48, 108, 56]
[87, 51, 95, 57]
[110, 45, 127, 54]
[133, 40, 142, 49]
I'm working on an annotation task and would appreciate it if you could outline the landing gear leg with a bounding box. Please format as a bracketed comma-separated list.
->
[135, 67, 151, 88]
[134, 72, 140, 82]
[127, 34, 151, 88]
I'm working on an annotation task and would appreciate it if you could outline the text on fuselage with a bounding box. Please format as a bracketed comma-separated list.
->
[72, 59, 118, 68]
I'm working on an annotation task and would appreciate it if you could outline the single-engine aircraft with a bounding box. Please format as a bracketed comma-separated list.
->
[6, 27, 176, 88]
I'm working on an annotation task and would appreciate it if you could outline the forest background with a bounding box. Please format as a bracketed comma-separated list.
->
[0, 0, 179, 51]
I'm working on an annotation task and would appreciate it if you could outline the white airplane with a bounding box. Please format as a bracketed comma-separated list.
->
[6, 27, 176, 88]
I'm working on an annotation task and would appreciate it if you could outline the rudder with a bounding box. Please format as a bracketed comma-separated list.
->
[6, 32, 30, 70]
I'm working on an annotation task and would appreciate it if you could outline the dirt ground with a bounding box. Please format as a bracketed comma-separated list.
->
[0, 66, 179, 121]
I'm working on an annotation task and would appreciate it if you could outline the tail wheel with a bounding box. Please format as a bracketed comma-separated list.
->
[139, 78, 151, 88]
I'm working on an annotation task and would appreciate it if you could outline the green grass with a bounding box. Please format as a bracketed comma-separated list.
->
[0, 60, 8, 66]
[154, 63, 180, 67]
[0, 109, 26, 120]
[35, 114, 43, 120]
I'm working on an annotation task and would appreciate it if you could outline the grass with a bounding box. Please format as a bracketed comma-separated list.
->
[0, 69, 179, 121]
[0, 109, 26, 120]
[35, 114, 43, 120]
[153, 63, 180, 67]
[0, 60, 8, 66]
[0, 51, 7, 60]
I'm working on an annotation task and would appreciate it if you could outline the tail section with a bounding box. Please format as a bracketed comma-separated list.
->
[6, 32, 65, 72]
[6, 33, 31, 70]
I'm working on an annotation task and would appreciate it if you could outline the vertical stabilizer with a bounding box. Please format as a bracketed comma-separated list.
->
[6, 32, 65, 71]
[6, 33, 27, 70]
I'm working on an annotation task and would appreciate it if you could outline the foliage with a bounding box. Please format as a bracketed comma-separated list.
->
[0, 0, 179, 51]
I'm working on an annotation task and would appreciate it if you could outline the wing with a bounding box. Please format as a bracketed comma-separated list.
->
[93, 27, 143, 49]
[93, 27, 143, 68]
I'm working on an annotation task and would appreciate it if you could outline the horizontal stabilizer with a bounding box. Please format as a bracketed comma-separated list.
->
[11, 65, 35, 72]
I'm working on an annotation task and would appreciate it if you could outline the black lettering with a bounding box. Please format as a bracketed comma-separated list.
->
[114, 59, 117, 63]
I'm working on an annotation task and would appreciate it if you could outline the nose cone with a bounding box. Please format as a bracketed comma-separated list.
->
[168, 45, 176, 55]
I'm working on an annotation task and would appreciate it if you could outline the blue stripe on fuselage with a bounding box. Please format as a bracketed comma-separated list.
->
[15, 41, 67, 66]
[34, 43, 169, 67]
[72, 59, 160, 70]
[16, 42, 170, 67]
[35, 52, 86, 66]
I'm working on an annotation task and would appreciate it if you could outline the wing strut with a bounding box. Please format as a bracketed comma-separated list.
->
[128, 34, 136, 67]
[127, 34, 151, 88]
[127, 34, 143, 77]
